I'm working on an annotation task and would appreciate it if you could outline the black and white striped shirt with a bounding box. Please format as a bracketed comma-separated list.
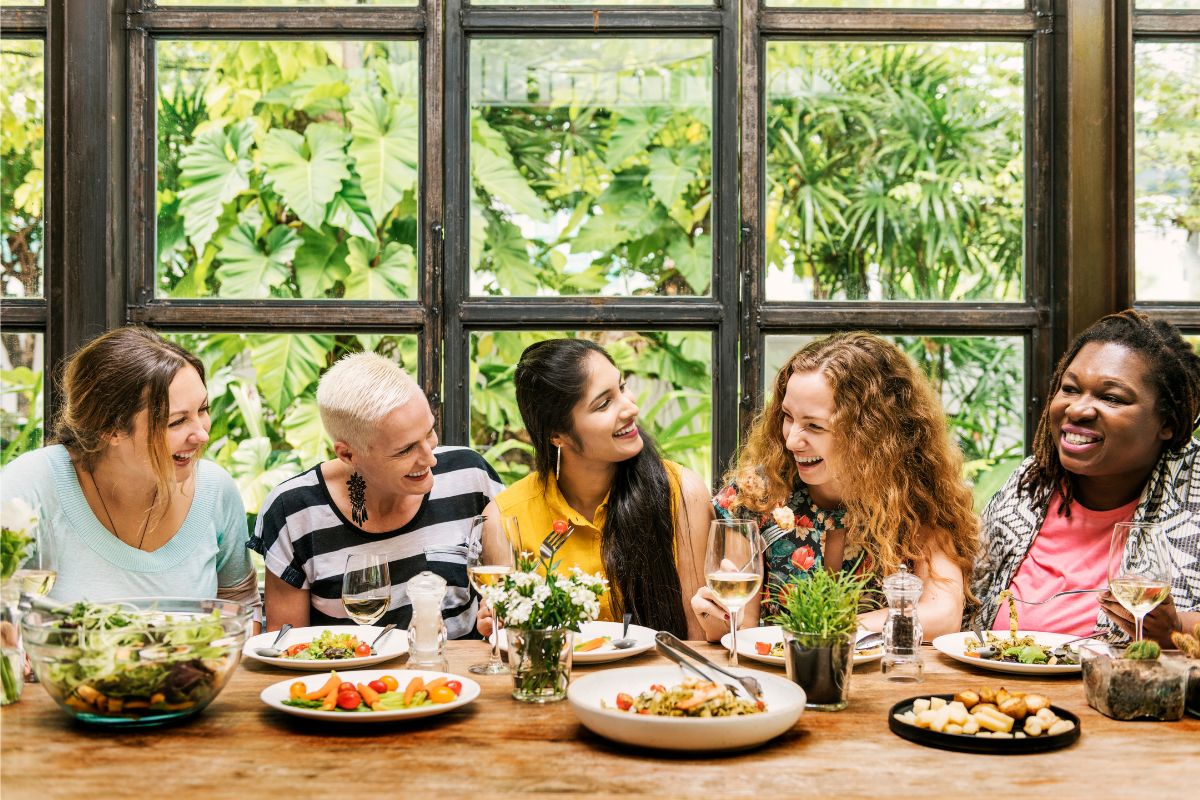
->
[249, 446, 503, 639]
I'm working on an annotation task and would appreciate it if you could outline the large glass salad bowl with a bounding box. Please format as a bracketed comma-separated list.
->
[21, 597, 252, 728]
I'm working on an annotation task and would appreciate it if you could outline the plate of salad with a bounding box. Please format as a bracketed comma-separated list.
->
[260, 668, 480, 723]
[931, 631, 1082, 675]
[242, 625, 407, 670]
[721, 625, 884, 669]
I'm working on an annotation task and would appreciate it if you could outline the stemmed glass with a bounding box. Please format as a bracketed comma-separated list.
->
[12, 526, 57, 598]
[466, 514, 517, 675]
[705, 519, 765, 665]
[342, 553, 391, 628]
[1107, 522, 1173, 643]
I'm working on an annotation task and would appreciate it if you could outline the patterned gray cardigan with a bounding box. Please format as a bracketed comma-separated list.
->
[965, 439, 1200, 641]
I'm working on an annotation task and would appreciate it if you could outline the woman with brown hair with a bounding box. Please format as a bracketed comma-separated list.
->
[694, 332, 978, 641]
[0, 326, 256, 606]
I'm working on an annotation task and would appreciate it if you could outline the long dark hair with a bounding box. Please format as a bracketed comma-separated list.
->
[514, 338, 688, 637]
[1022, 310, 1200, 513]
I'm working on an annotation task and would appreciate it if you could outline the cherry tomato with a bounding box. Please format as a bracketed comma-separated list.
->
[338, 682, 356, 694]
[616, 692, 634, 711]
[551, 519, 569, 534]
[444, 680, 462, 696]
[429, 686, 457, 704]
[286, 643, 309, 656]
[368, 680, 387, 695]
[380, 675, 399, 692]
[289, 681, 307, 699]
[337, 691, 361, 711]
[355, 642, 372, 657]
[755, 641, 772, 655]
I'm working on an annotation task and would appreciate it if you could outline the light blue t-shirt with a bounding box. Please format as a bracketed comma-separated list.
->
[0, 445, 253, 603]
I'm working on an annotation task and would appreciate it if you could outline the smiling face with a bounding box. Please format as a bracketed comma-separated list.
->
[339, 392, 439, 498]
[780, 369, 842, 502]
[555, 351, 643, 467]
[114, 365, 211, 484]
[1049, 341, 1172, 497]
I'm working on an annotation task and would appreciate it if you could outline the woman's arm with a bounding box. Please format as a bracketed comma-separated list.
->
[475, 500, 505, 637]
[858, 542, 965, 639]
[674, 468, 715, 640]
[263, 570, 310, 631]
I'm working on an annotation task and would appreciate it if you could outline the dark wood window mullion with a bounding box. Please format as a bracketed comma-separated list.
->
[442, 0, 471, 446]
[713, 2, 740, 484]
[738, 0, 764, 442]
[421, 1, 446, 417]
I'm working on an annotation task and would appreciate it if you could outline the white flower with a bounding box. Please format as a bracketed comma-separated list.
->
[1, 497, 38, 535]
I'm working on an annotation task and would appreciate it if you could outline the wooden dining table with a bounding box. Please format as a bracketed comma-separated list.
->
[1, 641, 1195, 799]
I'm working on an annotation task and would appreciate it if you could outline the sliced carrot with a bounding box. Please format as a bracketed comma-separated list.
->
[304, 670, 342, 700]
[574, 636, 608, 652]
[321, 690, 338, 711]
[422, 677, 449, 693]
[402, 676, 425, 705]
[357, 682, 382, 709]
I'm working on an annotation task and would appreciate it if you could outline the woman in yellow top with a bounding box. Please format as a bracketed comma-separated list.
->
[477, 338, 713, 639]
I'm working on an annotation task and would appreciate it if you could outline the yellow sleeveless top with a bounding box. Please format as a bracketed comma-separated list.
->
[495, 461, 683, 622]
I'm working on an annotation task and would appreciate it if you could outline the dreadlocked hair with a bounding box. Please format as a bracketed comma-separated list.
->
[727, 332, 978, 588]
[1021, 309, 1200, 515]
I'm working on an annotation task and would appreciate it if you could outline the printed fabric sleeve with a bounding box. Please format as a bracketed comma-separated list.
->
[213, 467, 254, 588]
[248, 482, 310, 590]
[712, 482, 739, 521]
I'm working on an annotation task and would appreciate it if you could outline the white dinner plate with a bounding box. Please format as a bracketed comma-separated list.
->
[567, 664, 805, 752]
[243, 625, 407, 670]
[720, 625, 883, 668]
[260, 668, 479, 723]
[499, 620, 657, 664]
[931, 631, 1082, 675]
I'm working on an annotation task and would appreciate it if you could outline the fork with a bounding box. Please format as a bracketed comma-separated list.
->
[538, 523, 575, 560]
[1007, 588, 1104, 606]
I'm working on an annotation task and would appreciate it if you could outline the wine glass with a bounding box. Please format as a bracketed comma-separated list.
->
[342, 553, 391, 628]
[466, 514, 517, 675]
[705, 519, 765, 665]
[12, 526, 57, 598]
[1107, 522, 1173, 643]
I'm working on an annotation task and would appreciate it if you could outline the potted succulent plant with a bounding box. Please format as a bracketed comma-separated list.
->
[770, 568, 871, 711]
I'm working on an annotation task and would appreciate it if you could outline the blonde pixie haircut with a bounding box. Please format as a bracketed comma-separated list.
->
[316, 352, 421, 452]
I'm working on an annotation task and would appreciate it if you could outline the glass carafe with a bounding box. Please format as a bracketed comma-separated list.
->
[406, 571, 448, 672]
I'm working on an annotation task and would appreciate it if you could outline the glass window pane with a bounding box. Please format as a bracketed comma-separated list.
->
[2, 39, 44, 299]
[470, 330, 712, 485]
[767, 1, 1024, 7]
[0, 1, 46, 6]
[472, 0, 707, 5]
[1134, 42, 1200, 301]
[765, 41, 1025, 301]
[469, 39, 713, 297]
[764, 333, 1024, 502]
[0, 332, 44, 464]
[163, 332, 418, 514]
[156, 40, 420, 300]
[1135, 1, 1200, 9]
[159, 1, 415, 6]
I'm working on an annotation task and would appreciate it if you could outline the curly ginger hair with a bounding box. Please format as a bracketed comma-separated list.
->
[728, 332, 979, 584]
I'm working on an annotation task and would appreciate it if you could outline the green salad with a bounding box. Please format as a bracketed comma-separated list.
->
[38, 601, 235, 718]
[281, 630, 365, 660]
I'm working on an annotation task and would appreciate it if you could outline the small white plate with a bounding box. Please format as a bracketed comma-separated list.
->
[721, 625, 884, 668]
[567, 664, 805, 752]
[260, 668, 479, 723]
[243, 625, 407, 671]
[931, 631, 1082, 675]
[499, 620, 657, 664]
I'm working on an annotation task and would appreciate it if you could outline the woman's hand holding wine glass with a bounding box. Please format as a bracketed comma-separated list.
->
[704, 519, 764, 665]
[1106, 522, 1173, 644]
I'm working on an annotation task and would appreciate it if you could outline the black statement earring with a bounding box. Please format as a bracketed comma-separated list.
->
[348, 472, 368, 526]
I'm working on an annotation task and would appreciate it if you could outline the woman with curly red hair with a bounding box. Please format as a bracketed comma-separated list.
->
[693, 332, 979, 642]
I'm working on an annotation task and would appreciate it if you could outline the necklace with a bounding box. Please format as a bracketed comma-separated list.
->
[89, 470, 153, 551]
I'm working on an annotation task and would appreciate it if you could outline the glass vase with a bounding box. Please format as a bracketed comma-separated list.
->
[782, 628, 853, 711]
[1, 585, 24, 705]
[506, 627, 573, 703]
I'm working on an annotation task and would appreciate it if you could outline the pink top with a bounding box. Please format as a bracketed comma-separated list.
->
[991, 492, 1138, 636]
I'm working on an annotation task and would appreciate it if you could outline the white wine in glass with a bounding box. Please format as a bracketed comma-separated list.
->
[342, 553, 391, 627]
[13, 525, 57, 597]
[467, 514, 517, 675]
[705, 518, 764, 666]
[1107, 522, 1172, 643]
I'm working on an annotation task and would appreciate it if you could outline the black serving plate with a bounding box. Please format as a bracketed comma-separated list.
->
[888, 694, 1081, 755]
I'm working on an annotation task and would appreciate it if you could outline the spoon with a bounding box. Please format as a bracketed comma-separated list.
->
[369, 623, 397, 655]
[854, 631, 883, 651]
[970, 621, 997, 659]
[255, 623, 294, 658]
[610, 613, 636, 649]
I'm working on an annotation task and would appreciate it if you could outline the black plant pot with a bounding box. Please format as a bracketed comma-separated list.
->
[782, 630, 853, 711]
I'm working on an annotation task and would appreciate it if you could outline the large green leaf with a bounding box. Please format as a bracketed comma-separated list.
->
[214, 224, 300, 298]
[647, 147, 701, 212]
[471, 142, 548, 222]
[259, 123, 350, 231]
[571, 213, 634, 255]
[348, 95, 418, 223]
[249, 332, 334, 416]
[259, 65, 349, 116]
[667, 234, 712, 294]
[486, 220, 540, 295]
[177, 120, 255, 254]
[343, 238, 416, 300]
[228, 437, 303, 515]
[326, 175, 377, 239]
[281, 395, 332, 466]
[293, 226, 349, 298]
[604, 106, 669, 169]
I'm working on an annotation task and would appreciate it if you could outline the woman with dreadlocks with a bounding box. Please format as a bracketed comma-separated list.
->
[967, 311, 1200, 647]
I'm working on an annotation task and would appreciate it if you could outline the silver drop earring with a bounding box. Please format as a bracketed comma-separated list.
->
[555, 444, 561, 480]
